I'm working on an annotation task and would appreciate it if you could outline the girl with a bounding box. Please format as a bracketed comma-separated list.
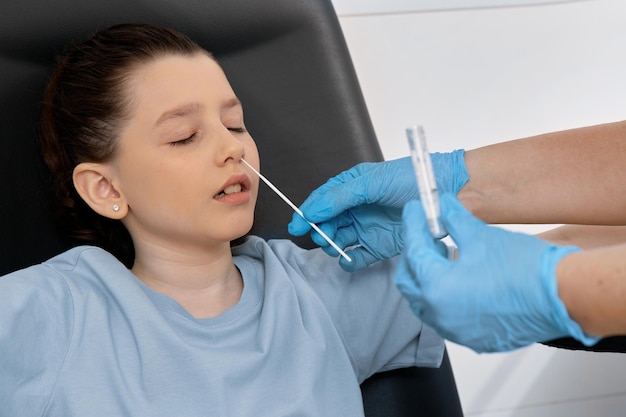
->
[0, 23, 443, 416]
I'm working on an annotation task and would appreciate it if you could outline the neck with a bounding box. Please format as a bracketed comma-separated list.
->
[131, 242, 243, 319]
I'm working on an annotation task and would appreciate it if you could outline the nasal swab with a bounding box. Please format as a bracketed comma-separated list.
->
[240, 158, 352, 263]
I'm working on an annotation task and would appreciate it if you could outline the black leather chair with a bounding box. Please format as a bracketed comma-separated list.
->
[0, 0, 464, 415]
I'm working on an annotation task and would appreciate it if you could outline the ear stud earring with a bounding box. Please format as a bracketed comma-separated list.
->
[113, 204, 120, 212]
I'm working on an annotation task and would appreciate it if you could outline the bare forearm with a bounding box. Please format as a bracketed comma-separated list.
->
[541, 225, 626, 335]
[556, 244, 626, 337]
[538, 225, 626, 249]
[458, 120, 626, 225]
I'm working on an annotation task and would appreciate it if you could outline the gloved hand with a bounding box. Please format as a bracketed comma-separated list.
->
[395, 194, 599, 353]
[288, 150, 468, 272]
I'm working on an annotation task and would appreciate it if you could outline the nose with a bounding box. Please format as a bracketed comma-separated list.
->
[214, 127, 245, 165]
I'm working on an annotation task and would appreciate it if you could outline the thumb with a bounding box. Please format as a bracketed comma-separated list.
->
[402, 200, 450, 276]
[395, 201, 448, 314]
[402, 200, 439, 253]
[338, 247, 378, 273]
[288, 212, 312, 236]
[439, 193, 486, 248]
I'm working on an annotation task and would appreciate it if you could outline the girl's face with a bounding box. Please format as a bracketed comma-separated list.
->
[110, 53, 260, 251]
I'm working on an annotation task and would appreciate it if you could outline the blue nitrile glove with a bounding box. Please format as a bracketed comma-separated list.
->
[395, 194, 600, 353]
[288, 150, 468, 272]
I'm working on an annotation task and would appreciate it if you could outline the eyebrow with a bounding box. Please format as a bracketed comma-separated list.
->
[155, 103, 202, 127]
[222, 97, 242, 110]
[154, 97, 242, 127]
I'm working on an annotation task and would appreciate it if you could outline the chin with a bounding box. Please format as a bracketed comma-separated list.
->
[232, 218, 254, 240]
[222, 205, 255, 244]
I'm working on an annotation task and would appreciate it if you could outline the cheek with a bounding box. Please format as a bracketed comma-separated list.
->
[115, 147, 188, 206]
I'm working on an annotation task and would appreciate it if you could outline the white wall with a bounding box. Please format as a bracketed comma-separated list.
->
[332, 0, 626, 415]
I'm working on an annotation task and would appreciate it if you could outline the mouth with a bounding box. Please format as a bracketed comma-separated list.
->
[213, 174, 250, 200]
[213, 183, 244, 198]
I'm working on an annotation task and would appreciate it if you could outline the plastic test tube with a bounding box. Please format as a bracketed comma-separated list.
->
[406, 125, 448, 239]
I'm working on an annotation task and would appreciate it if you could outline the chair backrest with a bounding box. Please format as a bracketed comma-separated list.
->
[1, 0, 382, 271]
[0, 1, 463, 415]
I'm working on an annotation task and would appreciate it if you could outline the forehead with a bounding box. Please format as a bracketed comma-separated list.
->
[125, 54, 237, 120]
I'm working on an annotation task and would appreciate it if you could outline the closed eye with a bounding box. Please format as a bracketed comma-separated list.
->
[228, 127, 247, 134]
[170, 132, 197, 147]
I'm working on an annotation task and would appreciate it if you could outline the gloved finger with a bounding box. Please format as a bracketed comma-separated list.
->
[338, 247, 379, 273]
[288, 169, 366, 236]
[290, 158, 417, 235]
[438, 193, 487, 249]
[311, 214, 355, 250]
[298, 158, 417, 226]
[331, 226, 360, 253]
[310, 215, 353, 252]
[401, 200, 440, 254]
[298, 178, 374, 225]
[320, 243, 339, 258]
[288, 212, 312, 236]
[401, 201, 450, 278]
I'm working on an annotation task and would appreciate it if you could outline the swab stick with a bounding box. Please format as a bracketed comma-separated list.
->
[241, 158, 352, 263]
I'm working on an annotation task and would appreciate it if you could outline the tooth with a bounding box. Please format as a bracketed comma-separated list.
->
[223, 184, 242, 195]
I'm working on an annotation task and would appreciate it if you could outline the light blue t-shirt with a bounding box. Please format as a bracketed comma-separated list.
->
[0, 236, 443, 417]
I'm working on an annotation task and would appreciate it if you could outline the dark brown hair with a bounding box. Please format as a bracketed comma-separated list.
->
[39, 23, 208, 267]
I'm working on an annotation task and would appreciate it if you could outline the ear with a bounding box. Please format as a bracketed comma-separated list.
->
[73, 162, 126, 219]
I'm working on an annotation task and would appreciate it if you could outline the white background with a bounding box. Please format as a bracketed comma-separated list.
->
[331, 0, 626, 415]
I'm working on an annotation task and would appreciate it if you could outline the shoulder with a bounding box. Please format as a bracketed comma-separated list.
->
[233, 236, 352, 287]
[233, 236, 402, 308]
[232, 235, 307, 260]
[0, 244, 131, 353]
[0, 247, 110, 414]
[232, 235, 400, 289]
[232, 236, 313, 274]
[1, 245, 125, 304]
[45, 245, 125, 273]
[3, 245, 121, 276]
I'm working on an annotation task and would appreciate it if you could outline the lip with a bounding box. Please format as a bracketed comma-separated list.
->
[213, 172, 252, 203]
